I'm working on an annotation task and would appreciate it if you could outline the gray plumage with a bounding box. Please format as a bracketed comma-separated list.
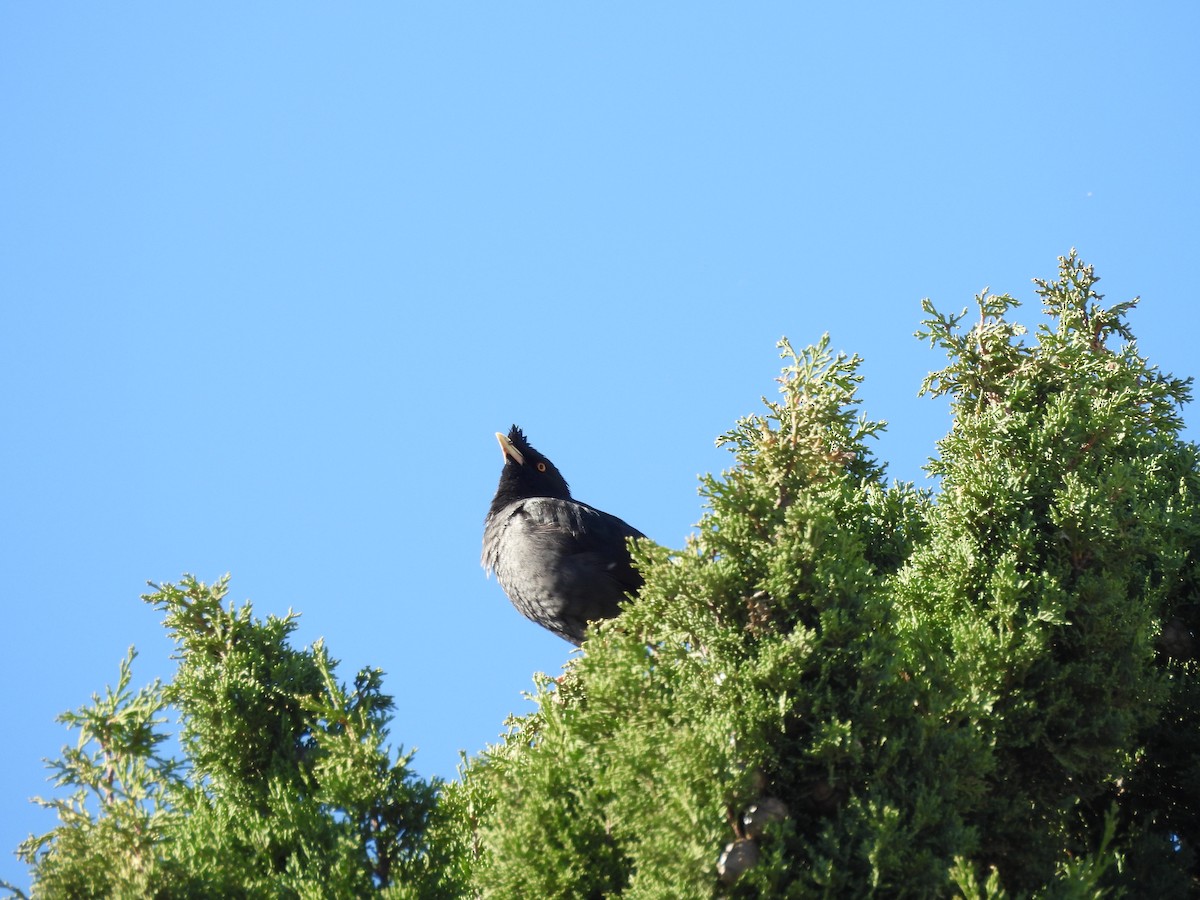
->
[482, 426, 645, 645]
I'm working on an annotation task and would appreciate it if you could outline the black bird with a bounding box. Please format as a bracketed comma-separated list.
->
[482, 425, 646, 645]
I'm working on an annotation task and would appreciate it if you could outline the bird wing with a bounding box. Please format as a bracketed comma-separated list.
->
[482, 496, 646, 641]
[516, 496, 645, 586]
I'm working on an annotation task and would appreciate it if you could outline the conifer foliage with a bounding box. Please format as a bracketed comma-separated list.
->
[10, 577, 447, 899]
[440, 333, 977, 897]
[901, 253, 1199, 894]
[9, 254, 1198, 897]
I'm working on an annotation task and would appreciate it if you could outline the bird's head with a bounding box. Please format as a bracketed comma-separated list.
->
[490, 425, 573, 508]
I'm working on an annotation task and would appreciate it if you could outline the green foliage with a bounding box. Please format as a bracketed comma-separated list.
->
[900, 252, 1199, 894]
[445, 254, 1198, 897]
[13, 576, 448, 899]
[10, 649, 178, 898]
[12, 253, 1198, 898]
[447, 337, 978, 897]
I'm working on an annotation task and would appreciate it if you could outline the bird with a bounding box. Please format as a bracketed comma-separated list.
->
[482, 425, 646, 645]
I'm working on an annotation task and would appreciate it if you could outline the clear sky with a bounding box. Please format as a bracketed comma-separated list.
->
[2, 4, 1197, 890]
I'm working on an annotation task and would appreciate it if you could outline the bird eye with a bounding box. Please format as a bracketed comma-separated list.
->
[536, 462, 547, 472]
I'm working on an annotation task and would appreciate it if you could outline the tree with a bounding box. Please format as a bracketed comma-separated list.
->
[9, 253, 1198, 897]
[8, 577, 449, 899]
[439, 252, 1198, 897]
[901, 257, 1199, 894]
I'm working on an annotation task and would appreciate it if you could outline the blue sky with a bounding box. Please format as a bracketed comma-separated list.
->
[2, 4, 1197, 889]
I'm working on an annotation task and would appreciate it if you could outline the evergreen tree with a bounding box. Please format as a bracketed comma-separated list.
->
[901, 253, 1199, 894]
[9, 254, 1198, 897]
[9, 577, 448, 899]
[442, 253, 1198, 897]
[441, 336, 978, 898]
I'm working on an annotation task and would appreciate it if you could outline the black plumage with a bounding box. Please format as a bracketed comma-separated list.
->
[482, 425, 646, 645]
